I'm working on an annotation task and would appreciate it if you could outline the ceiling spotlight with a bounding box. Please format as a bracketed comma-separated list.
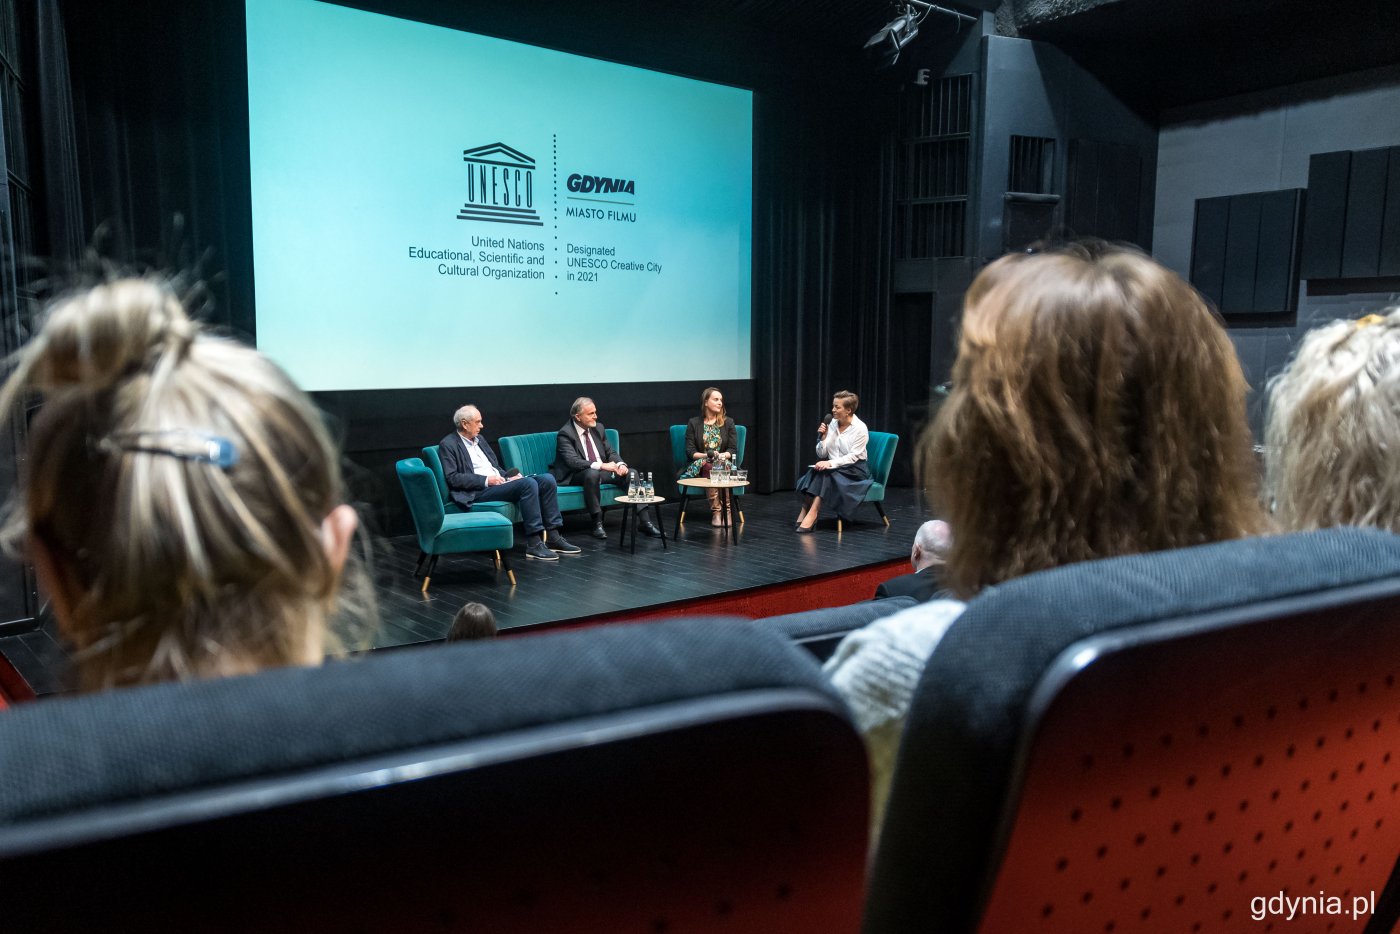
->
[865, 1, 978, 68]
[864, 9, 920, 67]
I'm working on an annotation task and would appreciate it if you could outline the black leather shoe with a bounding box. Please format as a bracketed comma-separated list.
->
[590, 521, 608, 540]
[525, 540, 560, 561]
[545, 531, 582, 555]
[795, 525, 816, 534]
[639, 520, 661, 538]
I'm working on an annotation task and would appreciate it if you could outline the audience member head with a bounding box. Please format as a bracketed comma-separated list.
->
[910, 519, 952, 572]
[700, 386, 726, 422]
[0, 277, 373, 691]
[454, 404, 483, 439]
[1265, 308, 1400, 532]
[571, 396, 597, 427]
[924, 242, 1264, 598]
[833, 390, 859, 417]
[446, 601, 498, 642]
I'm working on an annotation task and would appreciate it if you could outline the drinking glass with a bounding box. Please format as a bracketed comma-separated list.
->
[736, 469, 748, 483]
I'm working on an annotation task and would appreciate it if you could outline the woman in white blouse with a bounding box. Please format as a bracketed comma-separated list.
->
[794, 390, 871, 533]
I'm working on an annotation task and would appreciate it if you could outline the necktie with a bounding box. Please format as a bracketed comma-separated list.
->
[583, 430, 599, 464]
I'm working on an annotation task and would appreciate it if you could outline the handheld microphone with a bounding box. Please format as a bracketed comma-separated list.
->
[819, 413, 833, 438]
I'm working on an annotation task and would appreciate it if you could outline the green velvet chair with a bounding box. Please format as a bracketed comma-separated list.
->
[839, 431, 898, 533]
[668, 423, 748, 527]
[419, 445, 520, 524]
[497, 429, 622, 515]
[396, 458, 516, 593]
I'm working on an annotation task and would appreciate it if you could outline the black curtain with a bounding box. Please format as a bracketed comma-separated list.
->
[54, 0, 253, 333]
[752, 80, 900, 493]
[34, 0, 81, 269]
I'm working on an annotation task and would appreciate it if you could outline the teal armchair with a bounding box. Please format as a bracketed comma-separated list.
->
[397, 458, 516, 593]
[498, 429, 622, 515]
[421, 445, 520, 524]
[840, 431, 898, 533]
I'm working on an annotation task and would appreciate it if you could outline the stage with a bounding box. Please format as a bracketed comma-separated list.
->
[372, 486, 927, 646]
[0, 488, 928, 697]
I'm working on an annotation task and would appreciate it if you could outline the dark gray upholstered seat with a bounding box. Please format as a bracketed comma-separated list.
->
[0, 618, 870, 933]
[764, 596, 917, 661]
[865, 527, 1400, 933]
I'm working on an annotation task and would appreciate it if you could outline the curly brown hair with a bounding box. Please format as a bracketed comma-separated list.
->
[923, 243, 1266, 598]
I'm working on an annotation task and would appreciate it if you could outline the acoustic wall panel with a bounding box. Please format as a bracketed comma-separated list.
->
[1255, 190, 1304, 314]
[1065, 139, 1099, 237]
[1067, 139, 1144, 247]
[1222, 193, 1263, 314]
[1381, 146, 1400, 276]
[1190, 189, 1303, 317]
[1100, 143, 1144, 245]
[1341, 146, 1389, 279]
[1300, 150, 1351, 280]
[1190, 196, 1229, 309]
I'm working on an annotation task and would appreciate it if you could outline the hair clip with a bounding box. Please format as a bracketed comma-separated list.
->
[1355, 313, 1386, 330]
[98, 430, 240, 469]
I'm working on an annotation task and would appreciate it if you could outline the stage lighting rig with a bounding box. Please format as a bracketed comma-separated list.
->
[864, 1, 977, 67]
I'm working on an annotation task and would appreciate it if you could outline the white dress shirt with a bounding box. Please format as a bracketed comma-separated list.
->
[462, 435, 500, 479]
[816, 414, 869, 467]
[575, 423, 621, 470]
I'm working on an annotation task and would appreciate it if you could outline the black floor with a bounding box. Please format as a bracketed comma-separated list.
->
[0, 487, 929, 694]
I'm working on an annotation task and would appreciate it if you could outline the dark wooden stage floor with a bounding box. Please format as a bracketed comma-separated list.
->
[0, 487, 928, 694]
[372, 486, 927, 647]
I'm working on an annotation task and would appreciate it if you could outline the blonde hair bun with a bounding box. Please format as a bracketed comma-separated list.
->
[0, 276, 375, 690]
[22, 278, 196, 398]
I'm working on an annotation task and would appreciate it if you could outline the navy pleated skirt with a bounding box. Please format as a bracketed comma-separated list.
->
[795, 461, 872, 519]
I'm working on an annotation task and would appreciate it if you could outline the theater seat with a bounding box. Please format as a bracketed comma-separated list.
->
[763, 596, 917, 662]
[397, 457, 515, 592]
[0, 619, 870, 933]
[865, 527, 1400, 933]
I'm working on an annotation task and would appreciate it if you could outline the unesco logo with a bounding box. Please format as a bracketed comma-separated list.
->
[458, 142, 543, 227]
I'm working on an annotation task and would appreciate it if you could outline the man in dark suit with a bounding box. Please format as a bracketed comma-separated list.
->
[440, 405, 580, 561]
[551, 396, 659, 540]
[874, 519, 951, 601]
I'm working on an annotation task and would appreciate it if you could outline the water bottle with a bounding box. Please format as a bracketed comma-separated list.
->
[645, 472, 654, 499]
[628, 473, 638, 499]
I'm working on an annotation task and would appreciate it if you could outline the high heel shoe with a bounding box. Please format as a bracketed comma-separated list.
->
[795, 525, 816, 534]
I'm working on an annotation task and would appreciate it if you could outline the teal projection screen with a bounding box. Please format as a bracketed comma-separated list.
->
[245, 0, 753, 391]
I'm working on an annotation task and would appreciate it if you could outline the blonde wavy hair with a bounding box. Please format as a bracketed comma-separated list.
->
[1265, 307, 1400, 531]
[0, 278, 375, 691]
[923, 243, 1266, 598]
